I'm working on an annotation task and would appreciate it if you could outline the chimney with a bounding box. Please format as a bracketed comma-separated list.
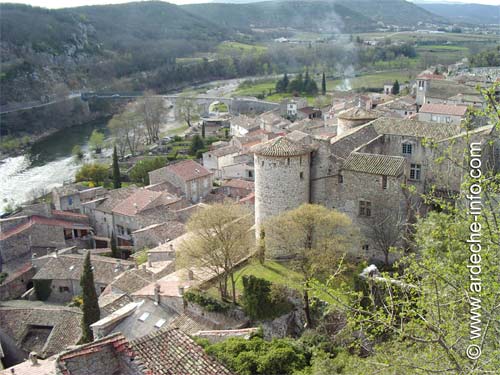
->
[147, 253, 152, 268]
[154, 283, 161, 304]
[29, 352, 38, 366]
[187, 269, 194, 281]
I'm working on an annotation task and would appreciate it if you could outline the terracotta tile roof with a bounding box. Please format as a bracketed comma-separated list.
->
[372, 117, 462, 141]
[131, 327, 234, 375]
[112, 189, 180, 217]
[417, 73, 444, 80]
[298, 106, 321, 115]
[251, 136, 313, 157]
[0, 216, 91, 240]
[166, 160, 212, 182]
[419, 103, 468, 116]
[58, 332, 129, 362]
[207, 145, 240, 157]
[99, 292, 134, 316]
[0, 302, 82, 358]
[52, 210, 89, 219]
[338, 106, 380, 120]
[107, 267, 155, 295]
[33, 254, 134, 285]
[222, 179, 254, 190]
[95, 186, 138, 214]
[343, 152, 405, 177]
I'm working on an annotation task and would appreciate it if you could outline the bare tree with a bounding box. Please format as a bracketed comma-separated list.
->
[367, 207, 405, 266]
[175, 94, 199, 127]
[108, 107, 144, 156]
[177, 202, 253, 303]
[265, 204, 358, 327]
[136, 91, 167, 144]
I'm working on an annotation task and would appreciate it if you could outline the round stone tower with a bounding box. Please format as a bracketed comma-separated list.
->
[337, 107, 379, 136]
[251, 136, 313, 236]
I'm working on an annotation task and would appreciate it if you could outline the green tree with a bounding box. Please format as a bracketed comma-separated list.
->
[129, 156, 166, 185]
[391, 79, 400, 95]
[241, 275, 272, 320]
[80, 252, 100, 343]
[201, 121, 206, 139]
[112, 146, 121, 189]
[321, 72, 326, 95]
[88, 130, 105, 154]
[266, 204, 358, 327]
[75, 163, 109, 186]
[189, 134, 205, 156]
[72, 145, 84, 160]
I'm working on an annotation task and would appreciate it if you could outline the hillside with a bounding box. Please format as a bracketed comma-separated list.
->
[182, 1, 377, 33]
[0, 2, 230, 104]
[197, 0, 447, 27]
[417, 3, 500, 25]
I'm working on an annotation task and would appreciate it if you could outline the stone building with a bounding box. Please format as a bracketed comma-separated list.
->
[418, 103, 468, 125]
[252, 137, 314, 235]
[252, 116, 499, 263]
[336, 106, 380, 136]
[31, 253, 135, 303]
[148, 160, 213, 203]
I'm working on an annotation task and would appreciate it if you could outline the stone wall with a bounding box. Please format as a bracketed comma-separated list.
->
[254, 153, 310, 235]
[0, 264, 36, 300]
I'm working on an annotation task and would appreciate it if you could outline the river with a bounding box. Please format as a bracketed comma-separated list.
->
[0, 120, 108, 211]
[0, 75, 269, 211]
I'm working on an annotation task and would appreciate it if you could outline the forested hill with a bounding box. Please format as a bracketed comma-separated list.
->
[182, 1, 377, 33]
[193, 0, 447, 27]
[417, 3, 500, 25]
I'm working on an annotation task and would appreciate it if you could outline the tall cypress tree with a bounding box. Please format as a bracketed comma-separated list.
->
[201, 121, 206, 139]
[321, 72, 326, 95]
[112, 146, 121, 189]
[80, 252, 100, 343]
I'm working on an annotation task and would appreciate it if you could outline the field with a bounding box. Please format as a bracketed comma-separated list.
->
[352, 31, 498, 44]
[217, 41, 267, 54]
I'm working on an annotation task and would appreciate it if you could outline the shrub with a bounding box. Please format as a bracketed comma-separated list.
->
[183, 290, 230, 313]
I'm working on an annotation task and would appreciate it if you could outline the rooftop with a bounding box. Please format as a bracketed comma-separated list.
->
[0, 302, 82, 358]
[222, 179, 254, 190]
[342, 152, 405, 177]
[93, 186, 138, 214]
[130, 327, 234, 375]
[33, 253, 135, 285]
[112, 189, 179, 217]
[338, 106, 380, 120]
[251, 136, 313, 157]
[371, 117, 463, 141]
[419, 103, 468, 116]
[165, 159, 212, 182]
[0, 216, 91, 241]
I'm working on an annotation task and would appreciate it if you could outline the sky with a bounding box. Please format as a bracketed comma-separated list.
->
[3, 0, 500, 9]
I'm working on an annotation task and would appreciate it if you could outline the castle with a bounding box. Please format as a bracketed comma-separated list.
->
[252, 116, 499, 263]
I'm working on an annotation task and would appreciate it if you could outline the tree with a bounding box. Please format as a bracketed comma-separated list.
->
[265, 204, 358, 327]
[108, 108, 144, 156]
[136, 91, 166, 144]
[201, 121, 206, 139]
[189, 134, 205, 156]
[112, 146, 121, 189]
[75, 163, 109, 186]
[177, 202, 253, 303]
[72, 145, 84, 160]
[80, 252, 100, 343]
[275, 73, 289, 93]
[391, 79, 400, 95]
[321, 72, 326, 95]
[176, 94, 199, 127]
[129, 157, 166, 185]
[88, 130, 105, 154]
[241, 275, 272, 320]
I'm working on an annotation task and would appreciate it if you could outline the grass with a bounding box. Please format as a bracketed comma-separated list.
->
[217, 41, 267, 55]
[233, 80, 276, 97]
[163, 123, 189, 137]
[175, 57, 204, 65]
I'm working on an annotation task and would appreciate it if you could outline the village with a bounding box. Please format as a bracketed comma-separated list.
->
[0, 60, 499, 374]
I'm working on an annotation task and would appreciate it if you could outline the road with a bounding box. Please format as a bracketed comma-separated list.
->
[0, 93, 81, 115]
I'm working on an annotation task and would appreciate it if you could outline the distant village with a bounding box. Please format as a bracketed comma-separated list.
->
[0, 62, 499, 374]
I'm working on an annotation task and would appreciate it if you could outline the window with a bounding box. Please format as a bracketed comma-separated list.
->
[59, 286, 70, 293]
[446, 117, 451, 123]
[362, 244, 369, 252]
[287, 158, 290, 166]
[300, 172, 304, 180]
[382, 175, 387, 189]
[68, 197, 73, 206]
[138, 312, 150, 322]
[359, 200, 371, 217]
[338, 174, 343, 183]
[248, 170, 253, 178]
[410, 163, 421, 180]
[299, 157, 302, 166]
[261, 161, 264, 167]
[402, 143, 412, 155]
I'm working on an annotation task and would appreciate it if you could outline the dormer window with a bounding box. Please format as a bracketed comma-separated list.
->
[402, 143, 412, 155]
